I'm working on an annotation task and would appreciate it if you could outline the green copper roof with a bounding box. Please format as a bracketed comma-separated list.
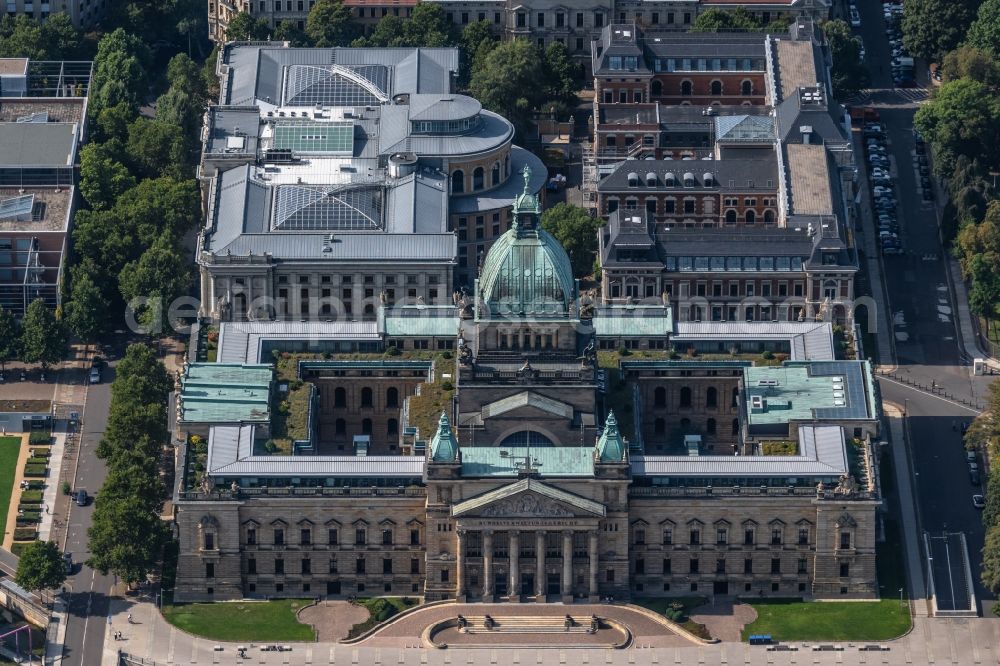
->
[478, 165, 575, 319]
[596, 411, 627, 462]
[460, 446, 595, 477]
[179, 363, 273, 424]
[429, 412, 459, 462]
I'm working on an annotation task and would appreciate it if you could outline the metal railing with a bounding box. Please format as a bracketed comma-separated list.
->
[177, 486, 427, 501]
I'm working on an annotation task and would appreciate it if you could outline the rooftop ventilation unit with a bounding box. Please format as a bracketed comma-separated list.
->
[756, 378, 780, 387]
[750, 395, 765, 413]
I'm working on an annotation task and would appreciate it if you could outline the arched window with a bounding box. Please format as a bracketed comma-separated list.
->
[654, 386, 666, 407]
[681, 80, 693, 96]
[764, 209, 775, 224]
[335, 418, 346, 435]
[725, 209, 737, 224]
[451, 170, 465, 194]
[680, 386, 692, 408]
[361, 387, 373, 408]
[473, 166, 485, 190]
[731, 418, 739, 435]
[741, 80, 753, 95]
[651, 80, 662, 96]
[707, 418, 717, 435]
[386, 387, 399, 408]
[706, 387, 718, 408]
[363, 303, 374, 316]
[745, 210, 756, 224]
[387, 418, 398, 436]
[654, 418, 666, 434]
[504, 154, 510, 177]
[362, 418, 373, 435]
[335, 387, 346, 408]
[710, 80, 722, 95]
[491, 162, 500, 186]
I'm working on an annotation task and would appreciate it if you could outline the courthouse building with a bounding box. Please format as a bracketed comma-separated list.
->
[173, 177, 882, 603]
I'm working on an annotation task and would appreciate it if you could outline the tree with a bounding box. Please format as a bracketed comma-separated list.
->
[942, 47, 1000, 86]
[40, 12, 83, 59]
[692, 8, 763, 32]
[114, 344, 173, 407]
[984, 470, 1000, 530]
[983, 524, 1000, 593]
[90, 29, 150, 115]
[126, 118, 191, 180]
[404, 3, 453, 46]
[967, 0, 1000, 60]
[822, 19, 870, 99]
[166, 53, 207, 99]
[965, 380, 1000, 460]
[470, 39, 545, 138]
[274, 19, 310, 46]
[79, 143, 136, 210]
[87, 496, 171, 585]
[115, 177, 201, 242]
[93, 103, 137, 145]
[155, 86, 203, 148]
[306, 0, 360, 47]
[65, 270, 110, 342]
[544, 41, 579, 108]
[540, 203, 602, 278]
[19, 300, 65, 372]
[119, 236, 192, 330]
[225, 11, 269, 41]
[914, 78, 1000, 174]
[459, 20, 496, 85]
[14, 541, 66, 593]
[902, 0, 977, 63]
[0, 15, 49, 60]
[0, 306, 18, 372]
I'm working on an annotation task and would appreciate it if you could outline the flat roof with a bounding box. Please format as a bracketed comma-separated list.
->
[0, 187, 72, 233]
[0, 122, 76, 167]
[180, 363, 273, 424]
[744, 360, 874, 426]
[0, 59, 28, 76]
[775, 39, 819, 100]
[631, 424, 848, 478]
[786, 143, 833, 215]
[460, 446, 595, 477]
[272, 121, 354, 154]
[216, 320, 381, 363]
[672, 321, 835, 360]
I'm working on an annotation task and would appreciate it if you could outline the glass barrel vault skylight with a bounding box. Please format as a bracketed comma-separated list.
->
[281, 64, 389, 107]
[271, 184, 382, 231]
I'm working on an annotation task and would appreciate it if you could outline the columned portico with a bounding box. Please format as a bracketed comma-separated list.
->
[535, 530, 546, 600]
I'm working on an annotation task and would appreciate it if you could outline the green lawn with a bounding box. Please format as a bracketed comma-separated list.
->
[741, 598, 911, 641]
[0, 436, 22, 540]
[162, 599, 316, 641]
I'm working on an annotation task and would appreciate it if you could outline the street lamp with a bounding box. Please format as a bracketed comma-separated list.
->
[899, 587, 904, 609]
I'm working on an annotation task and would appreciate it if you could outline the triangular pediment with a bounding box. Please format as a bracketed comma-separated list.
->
[481, 391, 574, 420]
[451, 478, 606, 519]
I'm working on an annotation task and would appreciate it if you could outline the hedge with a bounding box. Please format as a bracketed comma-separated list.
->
[28, 431, 50, 444]
[19, 490, 42, 504]
[23, 464, 47, 477]
[26, 457, 48, 466]
[28, 449, 50, 458]
[10, 541, 31, 555]
[13, 527, 36, 540]
[17, 506, 41, 517]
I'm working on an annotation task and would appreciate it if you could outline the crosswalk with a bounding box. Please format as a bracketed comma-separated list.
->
[844, 87, 929, 106]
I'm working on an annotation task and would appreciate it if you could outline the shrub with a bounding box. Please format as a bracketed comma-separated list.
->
[13, 527, 36, 540]
[384, 345, 400, 356]
[29, 449, 50, 458]
[441, 351, 452, 359]
[61, 481, 71, 495]
[27, 457, 49, 466]
[618, 345, 631, 357]
[28, 430, 51, 444]
[685, 347, 698, 358]
[761, 350, 775, 360]
[23, 464, 47, 477]
[20, 490, 43, 504]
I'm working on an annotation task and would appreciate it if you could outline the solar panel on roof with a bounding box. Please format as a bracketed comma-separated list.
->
[0, 194, 34, 222]
[273, 122, 354, 155]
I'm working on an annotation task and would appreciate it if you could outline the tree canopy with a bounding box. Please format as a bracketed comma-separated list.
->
[0, 13, 83, 60]
[65, 269, 111, 342]
[692, 8, 791, 33]
[540, 203, 602, 279]
[90, 28, 150, 115]
[19, 300, 65, 370]
[306, 0, 360, 47]
[0, 306, 18, 371]
[15, 541, 67, 593]
[469, 39, 546, 137]
[902, 0, 978, 62]
[822, 19, 870, 99]
[914, 78, 1000, 174]
[79, 143, 136, 211]
[966, 0, 1000, 60]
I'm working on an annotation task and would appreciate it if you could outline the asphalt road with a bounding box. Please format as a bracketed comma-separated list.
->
[853, 3, 993, 607]
[60, 365, 114, 666]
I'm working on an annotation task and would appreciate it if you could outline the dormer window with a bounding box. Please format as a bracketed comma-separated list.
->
[627, 172, 639, 187]
[664, 172, 676, 187]
[683, 172, 694, 187]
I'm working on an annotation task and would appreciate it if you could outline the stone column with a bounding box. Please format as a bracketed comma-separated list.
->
[456, 529, 466, 601]
[483, 530, 494, 601]
[535, 530, 546, 600]
[509, 530, 520, 601]
[561, 530, 573, 602]
[588, 531, 599, 601]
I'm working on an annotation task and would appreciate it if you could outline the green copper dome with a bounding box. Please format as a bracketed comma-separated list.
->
[429, 412, 459, 462]
[595, 411, 626, 463]
[478, 166, 576, 319]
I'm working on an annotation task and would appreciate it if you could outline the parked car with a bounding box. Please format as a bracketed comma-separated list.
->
[63, 553, 73, 574]
[88, 366, 101, 384]
[74, 489, 88, 507]
[967, 450, 977, 463]
[850, 8, 861, 26]
[974, 495, 986, 509]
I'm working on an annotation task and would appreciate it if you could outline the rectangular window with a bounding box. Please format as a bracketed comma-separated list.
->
[840, 532, 851, 549]
[634, 529, 645, 545]
[383, 558, 393, 574]
[356, 557, 366, 574]
[536, 11, 544, 26]
[274, 528, 284, 546]
[302, 558, 311, 575]
[690, 529, 700, 545]
[662, 529, 673, 545]
[684, 200, 695, 214]
[248, 558, 257, 575]
[440, 568, 449, 582]
[770, 558, 781, 574]
[771, 528, 782, 545]
[839, 562, 850, 577]
[206, 562, 215, 578]
[275, 558, 285, 575]
[635, 558, 645, 574]
[576, 12, 583, 26]
[411, 558, 420, 574]
[329, 557, 338, 574]
[300, 529, 311, 545]
[799, 529, 809, 545]
[410, 529, 420, 545]
[743, 558, 752, 574]
[663, 558, 671, 574]
[356, 528, 366, 545]
[329, 528, 338, 544]
[744, 529, 754, 545]
[716, 529, 727, 545]
[204, 533, 215, 550]
[798, 559, 808, 574]
[382, 529, 393, 545]
[716, 558, 725, 574]
[689, 558, 699, 574]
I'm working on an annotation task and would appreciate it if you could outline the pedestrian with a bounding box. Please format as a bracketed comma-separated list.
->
[127, 613, 132, 624]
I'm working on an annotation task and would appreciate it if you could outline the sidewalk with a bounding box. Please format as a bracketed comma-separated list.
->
[884, 403, 928, 609]
[36, 431, 66, 542]
[947, 257, 989, 361]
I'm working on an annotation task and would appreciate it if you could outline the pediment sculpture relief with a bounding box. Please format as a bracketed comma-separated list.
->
[480, 493, 575, 518]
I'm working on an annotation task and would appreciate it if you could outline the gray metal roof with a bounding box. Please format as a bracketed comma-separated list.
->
[672, 321, 835, 360]
[207, 425, 425, 477]
[450, 147, 545, 214]
[407, 94, 481, 121]
[217, 320, 381, 364]
[0, 122, 76, 167]
[631, 424, 847, 477]
[597, 150, 777, 192]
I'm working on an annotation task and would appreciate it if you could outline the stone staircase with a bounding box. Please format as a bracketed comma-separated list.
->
[459, 615, 597, 634]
